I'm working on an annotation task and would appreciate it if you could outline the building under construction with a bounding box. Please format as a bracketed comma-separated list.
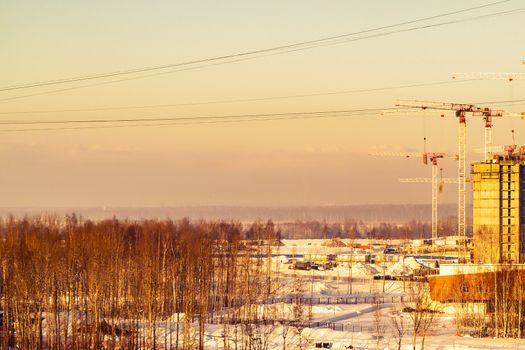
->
[472, 146, 525, 263]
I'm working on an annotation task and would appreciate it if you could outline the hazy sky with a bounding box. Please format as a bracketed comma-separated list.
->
[1, 1, 524, 207]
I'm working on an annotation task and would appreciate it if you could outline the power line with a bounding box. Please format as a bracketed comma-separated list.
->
[2, 7, 523, 103]
[0, 107, 401, 125]
[0, 107, 404, 133]
[1, 97, 522, 127]
[2, 83, 521, 118]
[0, 0, 512, 93]
[474, 98, 525, 105]
[0, 79, 480, 115]
[2, 97, 523, 133]
[0, 112, 390, 133]
[399, 98, 525, 107]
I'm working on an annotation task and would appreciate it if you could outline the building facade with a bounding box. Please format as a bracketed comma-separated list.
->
[429, 266, 525, 302]
[472, 149, 525, 263]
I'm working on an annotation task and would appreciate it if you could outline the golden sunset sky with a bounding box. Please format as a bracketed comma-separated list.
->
[1, 1, 524, 207]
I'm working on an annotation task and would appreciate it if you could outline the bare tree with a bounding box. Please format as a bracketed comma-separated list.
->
[390, 308, 406, 350]
[0, 215, 277, 349]
[406, 283, 440, 350]
[373, 302, 385, 349]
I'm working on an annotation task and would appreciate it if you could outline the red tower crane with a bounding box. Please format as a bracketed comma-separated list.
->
[369, 151, 457, 243]
[395, 101, 504, 259]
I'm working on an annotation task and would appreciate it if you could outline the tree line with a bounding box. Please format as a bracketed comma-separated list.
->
[276, 216, 461, 240]
[0, 215, 282, 350]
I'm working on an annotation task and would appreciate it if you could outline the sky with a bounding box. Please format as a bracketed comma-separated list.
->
[0, 0, 524, 207]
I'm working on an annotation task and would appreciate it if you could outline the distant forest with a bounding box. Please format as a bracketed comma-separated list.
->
[274, 216, 461, 240]
[0, 204, 470, 240]
[0, 204, 468, 224]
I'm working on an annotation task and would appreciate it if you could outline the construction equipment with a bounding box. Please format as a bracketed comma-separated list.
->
[369, 150, 457, 243]
[400, 169, 458, 244]
[368, 151, 429, 164]
[452, 72, 525, 81]
[451, 72, 524, 158]
[452, 72, 524, 151]
[452, 72, 525, 156]
[395, 101, 504, 259]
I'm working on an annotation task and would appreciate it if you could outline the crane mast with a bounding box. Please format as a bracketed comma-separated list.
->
[400, 174, 459, 243]
[432, 163, 438, 243]
[458, 111, 467, 259]
[485, 116, 492, 161]
[429, 153, 445, 243]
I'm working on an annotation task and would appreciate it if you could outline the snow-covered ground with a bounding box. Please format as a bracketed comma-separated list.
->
[145, 303, 524, 350]
[250, 239, 522, 349]
[57, 239, 522, 349]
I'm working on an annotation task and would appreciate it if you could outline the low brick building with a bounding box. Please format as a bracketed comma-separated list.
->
[429, 266, 525, 303]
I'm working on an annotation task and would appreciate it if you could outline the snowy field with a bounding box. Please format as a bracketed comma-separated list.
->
[40, 239, 524, 349]
[196, 315, 524, 350]
[235, 239, 523, 350]
[104, 239, 522, 349]
[128, 303, 524, 350]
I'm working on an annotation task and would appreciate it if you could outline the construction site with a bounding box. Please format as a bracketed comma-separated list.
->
[3, 1, 525, 349]
[362, 63, 525, 341]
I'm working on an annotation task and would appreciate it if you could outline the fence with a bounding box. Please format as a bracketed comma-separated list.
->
[207, 318, 408, 335]
[280, 273, 371, 283]
[207, 294, 414, 310]
[264, 295, 414, 305]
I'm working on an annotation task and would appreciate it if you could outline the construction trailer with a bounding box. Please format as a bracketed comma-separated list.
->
[303, 254, 337, 263]
[335, 253, 372, 264]
[301, 254, 338, 270]
[412, 239, 432, 248]
[410, 255, 459, 265]
[374, 253, 402, 263]
[434, 235, 468, 247]
[289, 260, 312, 270]
[472, 147, 525, 263]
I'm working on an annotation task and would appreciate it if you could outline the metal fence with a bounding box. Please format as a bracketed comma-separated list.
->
[264, 295, 414, 305]
[207, 318, 404, 335]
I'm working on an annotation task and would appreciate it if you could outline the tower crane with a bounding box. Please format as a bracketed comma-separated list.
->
[395, 101, 504, 259]
[369, 151, 457, 243]
[452, 70, 525, 156]
[452, 72, 525, 81]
